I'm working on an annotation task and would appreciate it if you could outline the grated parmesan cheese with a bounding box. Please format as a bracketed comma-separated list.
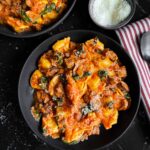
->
[90, 0, 131, 26]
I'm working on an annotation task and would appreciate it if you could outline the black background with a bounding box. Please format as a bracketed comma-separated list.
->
[0, 0, 150, 150]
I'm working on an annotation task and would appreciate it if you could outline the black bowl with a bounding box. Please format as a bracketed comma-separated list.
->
[88, 0, 136, 30]
[18, 30, 141, 150]
[0, 0, 76, 38]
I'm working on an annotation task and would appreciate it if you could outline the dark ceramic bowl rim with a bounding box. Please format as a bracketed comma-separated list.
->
[88, 0, 136, 30]
[0, 0, 76, 38]
[18, 30, 141, 150]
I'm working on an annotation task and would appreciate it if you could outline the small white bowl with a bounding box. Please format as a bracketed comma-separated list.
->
[88, 0, 136, 30]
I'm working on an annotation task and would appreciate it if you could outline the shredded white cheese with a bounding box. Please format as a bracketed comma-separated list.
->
[90, 0, 131, 26]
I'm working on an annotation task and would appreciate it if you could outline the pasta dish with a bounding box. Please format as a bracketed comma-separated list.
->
[0, 0, 67, 32]
[30, 37, 131, 144]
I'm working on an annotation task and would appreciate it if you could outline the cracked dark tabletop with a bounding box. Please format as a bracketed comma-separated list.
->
[0, 0, 150, 150]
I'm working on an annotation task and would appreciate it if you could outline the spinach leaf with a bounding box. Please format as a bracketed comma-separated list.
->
[98, 70, 108, 79]
[63, 140, 79, 145]
[74, 44, 84, 57]
[83, 71, 91, 77]
[74, 49, 84, 56]
[72, 74, 80, 81]
[56, 7, 61, 13]
[21, 10, 31, 22]
[106, 101, 114, 109]
[42, 127, 47, 134]
[52, 95, 58, 101]
[72, 71, 91, 81]
[60, 74, 67, 84]
[41, 3, 56, 16]
[0, 20, 3, 24]
[125, 92, 131, 101]
[39, 76, 48, 89]
[96, 49, 103, 54]
[41, 76, 48, 83]
[52, 96, 63, 106]
[33, 109, 41, 121]
[55, 52, 63, 65]
[81, 104, 93, 116]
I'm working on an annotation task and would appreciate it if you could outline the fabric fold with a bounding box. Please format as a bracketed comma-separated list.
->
[116, 17, 150, 116]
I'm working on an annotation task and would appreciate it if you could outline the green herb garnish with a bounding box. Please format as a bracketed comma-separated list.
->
[73, 72, 91, 80]
[52, 96, 63, 106]
[57, 101, 63, 106]
[52, 95, 58, 101]
[55, 52, 63, 65]
[125, 92, 131, 101]
[41, 3, 56, 16]
[33, 109, 41, 121]
[21, 10, 31, 22]
[72, 74, 80, 81]
[55, 116, 59, 121]
[74, 49, 83, 56]
[56, 7, 61, 13]
[34, 109, 39, 115]
[63, 140, 79, 145]
[81, 104, 94, 116]
[33, 21, 38, 24]
[41, 76, 48, 83]
[106, 101, 114, 109]
[0, 20, 3, 24]
[98, 70, 108, 79]
[96, 49, 103, 54]
[93, 37, 98, 45]
[83, 71, 91, 77]
[60, 74, 67, 84]
[74, 45, 84, 56]
[42, 127, 47, 134]
[39, 76, 48, 89]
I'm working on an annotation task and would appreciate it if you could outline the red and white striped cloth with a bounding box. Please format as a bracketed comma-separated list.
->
[116, 17, 150, 116]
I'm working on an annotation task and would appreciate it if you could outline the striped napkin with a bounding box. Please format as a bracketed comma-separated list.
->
[116, 17, 150, 116]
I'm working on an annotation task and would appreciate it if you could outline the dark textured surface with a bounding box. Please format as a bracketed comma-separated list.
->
[0, 0, 150, 150]
[0, 0, 76, 38]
